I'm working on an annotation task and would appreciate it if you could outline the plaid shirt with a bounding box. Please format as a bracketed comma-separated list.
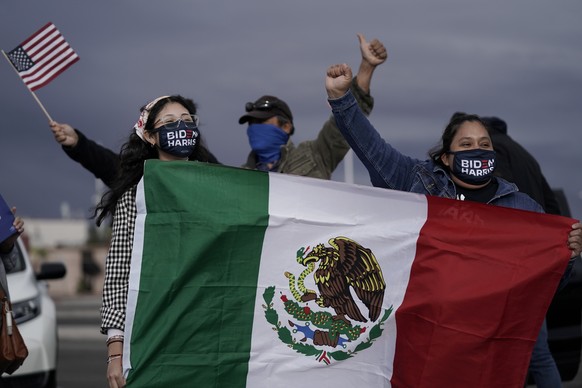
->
[100, 186, 137, 334]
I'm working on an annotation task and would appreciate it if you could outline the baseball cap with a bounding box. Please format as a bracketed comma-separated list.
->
[238, 95, 294, 126]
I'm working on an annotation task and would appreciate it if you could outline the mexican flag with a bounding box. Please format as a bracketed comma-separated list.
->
[123, 160, 573, 387]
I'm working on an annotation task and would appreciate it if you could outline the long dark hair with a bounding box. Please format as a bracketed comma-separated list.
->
[427, 112, 485, 169]
[94, 95, 218, 225]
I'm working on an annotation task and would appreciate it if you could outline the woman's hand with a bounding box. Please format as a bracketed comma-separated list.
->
[569, 222, 582, 258]
[107, 354, 126, 388]
[49, 121, 79, 147]
[0, 207, 24, 254]
[325, 63, 353, 99]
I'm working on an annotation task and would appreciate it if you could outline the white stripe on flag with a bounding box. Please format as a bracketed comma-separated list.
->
[246, 173, 428, 387]
[123, 178, 147, 378]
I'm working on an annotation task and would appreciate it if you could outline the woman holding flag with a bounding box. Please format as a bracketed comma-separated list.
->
[324, 62, 582, 387]
[95, 95, 216, 388]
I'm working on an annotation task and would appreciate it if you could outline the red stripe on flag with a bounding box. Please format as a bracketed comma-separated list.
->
[392, 196, 573, 387]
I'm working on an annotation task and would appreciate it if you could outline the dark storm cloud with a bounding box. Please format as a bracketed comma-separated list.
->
[1, 0, 581, 220]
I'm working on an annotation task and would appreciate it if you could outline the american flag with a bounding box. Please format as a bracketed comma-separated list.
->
[6, 22, 79, 91]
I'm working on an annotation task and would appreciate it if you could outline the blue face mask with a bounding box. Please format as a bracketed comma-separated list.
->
[157, 121, 200, 158]
[247, 123, 289, 164]
[449, 148, 496, 185]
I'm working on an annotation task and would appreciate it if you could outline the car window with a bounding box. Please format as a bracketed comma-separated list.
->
[5, 241, 26, 274]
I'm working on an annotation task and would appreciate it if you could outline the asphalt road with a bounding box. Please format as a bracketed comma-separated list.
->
[56, 295, 105, 388]
[54, 295, 582, 388]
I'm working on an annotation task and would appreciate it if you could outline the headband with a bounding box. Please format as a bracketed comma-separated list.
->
[133, 95, 170, 141]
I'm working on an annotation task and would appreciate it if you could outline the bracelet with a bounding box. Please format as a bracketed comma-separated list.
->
[107, 354, 122, 364]
[106, 335, 124, 346]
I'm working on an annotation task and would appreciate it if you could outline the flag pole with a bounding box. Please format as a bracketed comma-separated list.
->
[1, 50, 53, 122]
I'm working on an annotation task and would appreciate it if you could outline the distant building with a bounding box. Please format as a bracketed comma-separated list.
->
[23, 218, 90, 249]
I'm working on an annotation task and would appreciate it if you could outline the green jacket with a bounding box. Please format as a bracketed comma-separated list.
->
[242, 76, 374, 180]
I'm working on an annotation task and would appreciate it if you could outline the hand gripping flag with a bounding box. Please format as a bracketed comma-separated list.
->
[5, 22, 79, 91]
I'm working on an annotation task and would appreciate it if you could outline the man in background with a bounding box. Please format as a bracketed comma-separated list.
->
[238, 33, 386, 179]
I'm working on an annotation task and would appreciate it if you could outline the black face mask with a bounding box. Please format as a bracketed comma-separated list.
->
[156, 121, 200, 158]
[448, 149, 496, 185]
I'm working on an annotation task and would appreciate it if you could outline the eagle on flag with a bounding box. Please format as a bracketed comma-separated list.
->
[296, 236, 386, 325]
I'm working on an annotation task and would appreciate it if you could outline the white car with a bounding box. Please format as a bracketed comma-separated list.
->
[1, 239, 66, 388]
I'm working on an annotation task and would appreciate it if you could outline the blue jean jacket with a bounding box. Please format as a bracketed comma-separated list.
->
[328, 90, 574, 284]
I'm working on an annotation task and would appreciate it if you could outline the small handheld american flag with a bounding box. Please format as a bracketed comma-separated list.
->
[5, 22, 79, 91]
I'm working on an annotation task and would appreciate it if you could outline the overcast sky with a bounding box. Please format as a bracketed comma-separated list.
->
[1, 1, 581, 222]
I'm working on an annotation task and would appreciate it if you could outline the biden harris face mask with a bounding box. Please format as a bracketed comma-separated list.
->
[449, 148, 496, 185]
[157, 121, 200, 158]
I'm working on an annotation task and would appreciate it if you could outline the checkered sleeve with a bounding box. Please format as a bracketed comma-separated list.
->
[100, 186, 137, 334]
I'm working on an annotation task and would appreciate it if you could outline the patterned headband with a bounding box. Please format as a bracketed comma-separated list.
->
[133, 95, 170, 141]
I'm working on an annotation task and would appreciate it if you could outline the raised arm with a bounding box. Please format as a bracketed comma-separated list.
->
[50, 121, 120, 188]
[325, 64, 422, 191]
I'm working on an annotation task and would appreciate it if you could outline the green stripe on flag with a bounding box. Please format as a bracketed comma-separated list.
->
[126, 161, 269, 387]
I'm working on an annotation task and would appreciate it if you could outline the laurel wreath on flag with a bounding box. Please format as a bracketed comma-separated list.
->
[262, 286, 392, 363]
